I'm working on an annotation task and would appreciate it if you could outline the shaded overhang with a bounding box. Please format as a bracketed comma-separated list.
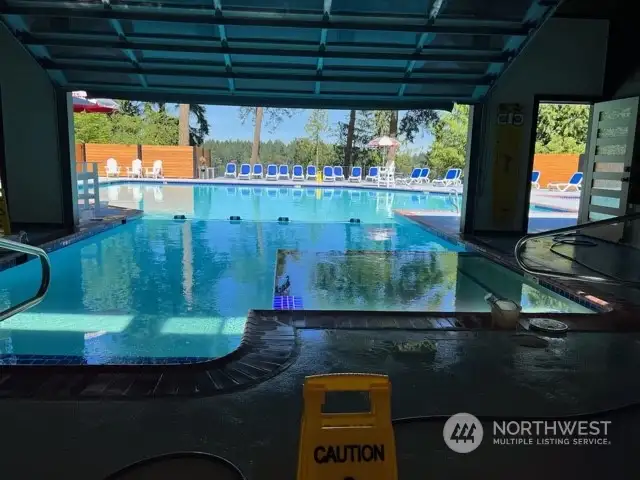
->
[1, 0, 562, 110]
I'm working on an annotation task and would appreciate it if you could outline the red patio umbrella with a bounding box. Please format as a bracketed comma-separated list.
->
[72, 91, 119, 113]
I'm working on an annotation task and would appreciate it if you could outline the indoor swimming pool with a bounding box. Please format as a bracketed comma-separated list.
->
[0, 183, 592, 364]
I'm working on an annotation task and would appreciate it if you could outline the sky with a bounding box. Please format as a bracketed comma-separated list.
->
[204, 106, 433, 152]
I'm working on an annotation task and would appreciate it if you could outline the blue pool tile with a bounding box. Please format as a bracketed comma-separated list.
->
[273, 296, 303, 310]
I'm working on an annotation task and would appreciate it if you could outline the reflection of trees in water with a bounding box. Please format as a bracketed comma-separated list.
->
[522, 284, 574, 312]
[311, 251, 447, 310]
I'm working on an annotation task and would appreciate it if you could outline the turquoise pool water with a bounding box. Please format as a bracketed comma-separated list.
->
[0, 184, 591, 363]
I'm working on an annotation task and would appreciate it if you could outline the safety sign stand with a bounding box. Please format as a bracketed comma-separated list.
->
[297, 374, 398, 480]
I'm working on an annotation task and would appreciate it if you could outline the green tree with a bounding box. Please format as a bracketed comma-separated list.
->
[535, 104, 589, 154]
[399, 109, 440, 142]
[305, 109, 329, 164]
[73, 112, 114, 143]
[427, 104, 469, 177]
[239, 107, 297, 164]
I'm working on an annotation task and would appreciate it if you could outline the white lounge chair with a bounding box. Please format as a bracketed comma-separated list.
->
[365, 166, 379, 182]
[105, 158, 121, 177]
[126, 159, 143, 178]
[306, 165, 318, 181]
[252, 164, 263, 178]
[349, 166, 362, 182]
[531, 170, 541, 189]
[145, 160, 163, 179]
[238, 163, 251, 180]
[266, 164, 278, 180]
[323, 166, 335, 182]
[224, 162, 237, 178]
[432, 168, 462, 187]
[547, 172, 583, 192]
[291, 165, 305, 181]
[278, 164, 290, 180]
[333, 166, 346, 181]
[398, 167, 421, 185]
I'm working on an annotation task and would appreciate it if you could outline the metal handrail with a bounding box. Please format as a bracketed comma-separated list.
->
[514, 211, 640, 284]
[0, 237, 51, 321]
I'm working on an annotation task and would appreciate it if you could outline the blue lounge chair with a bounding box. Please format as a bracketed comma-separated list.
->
[547, 172, 583, 192]
[224, 162, 237, 178]
[365, 166, 379, 182]
[323, 166, 335, 182]
[266, 164, 278, 180]
[333, 166, 345, 181]
[349, 166, 362, 183]
[400, 168, 422, 185]
[238, 163, 251, 180]
[432, 168, 462, 187]
[419, 168, 431, 183]
[292, 165, 305, 181]
[306, 165, 317, 181]
[531, 170, 541, 189]
[252, 164, 263, 179]
[278, 164, 289, 180]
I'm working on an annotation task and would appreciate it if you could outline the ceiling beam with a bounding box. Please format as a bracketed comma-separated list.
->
[49, 54, 489, 77]
[21, 33, 509, 63]
[108, 18, 148, 88]
[314, 0, 331, 95]
[45, 61, 490, 85]
[1, 2, 529, 36]
[398, 0, 447, 97]
[65, 82, 469, 110]
[213, 0, 234, 93]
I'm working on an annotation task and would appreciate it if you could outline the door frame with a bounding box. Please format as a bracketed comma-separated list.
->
[523, 95, 601, 233]
[0, 84, 7, 194]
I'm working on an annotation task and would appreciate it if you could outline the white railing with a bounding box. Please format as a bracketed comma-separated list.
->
[77, 161, 101, 216]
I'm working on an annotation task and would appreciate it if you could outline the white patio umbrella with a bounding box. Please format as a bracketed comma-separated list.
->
[366, 135, 400, 166]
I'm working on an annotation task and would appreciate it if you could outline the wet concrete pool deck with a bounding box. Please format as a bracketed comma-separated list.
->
[0, 327, 639, 479]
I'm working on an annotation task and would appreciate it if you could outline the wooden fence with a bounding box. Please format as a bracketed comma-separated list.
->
[532, 153, 580, 187]
[76, 143, 196, 178]
[75, 144, 583, 186]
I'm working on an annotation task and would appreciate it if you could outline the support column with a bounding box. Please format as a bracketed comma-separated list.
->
[0, 23, 77, 231]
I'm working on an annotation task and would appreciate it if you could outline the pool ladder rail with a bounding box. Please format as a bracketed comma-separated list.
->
[0, 237, 51, 322]
[514, 211, 640, 286]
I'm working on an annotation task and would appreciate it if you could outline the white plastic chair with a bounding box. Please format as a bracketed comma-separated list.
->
[105, 158, 121, 177]
[126, 159, 143, 178]
[333, 166, 346, 181]
[146, 160, 163, 179]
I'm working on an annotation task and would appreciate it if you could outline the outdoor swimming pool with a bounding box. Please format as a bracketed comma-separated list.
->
[0, 184, 591, 364]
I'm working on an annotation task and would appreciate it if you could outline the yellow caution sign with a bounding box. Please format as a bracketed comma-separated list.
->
[0, 185, 11, 235]
[297, 374, 398, 480]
